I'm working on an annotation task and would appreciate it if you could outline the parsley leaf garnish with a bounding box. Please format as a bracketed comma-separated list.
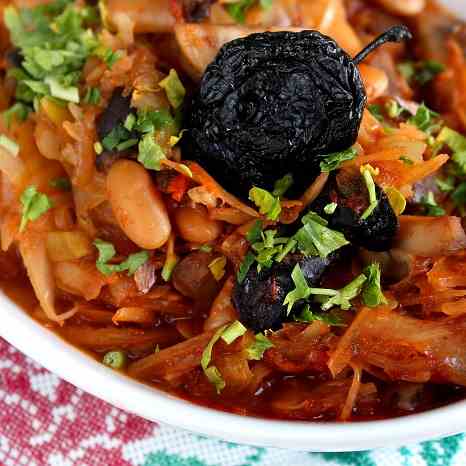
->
[319, 147, 357, 172]
[408, 103, 441, 134]
[398, 60, 445, 86]
[294, 212, 349, 258]
[137, 133, 166, 170]
[94, 239, 149, 276]
[294, 305, 346, 327]
[272, 173, 293, 197]
[284, 264, 368, 314]
[20, 185, 53, 232]
[226, 0, 272, 23]
[159, 69, 186, 110]
[420, 191, 446, 217]
[362, 263, 387, 307]
[237, 252, 255, 284]
[4, 1, 99, 104]
[246, 333, 274, 360]
[249, 187, 281, 221]
[201, 321, 248, 393]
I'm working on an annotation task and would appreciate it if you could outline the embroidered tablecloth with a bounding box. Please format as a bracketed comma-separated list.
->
[0, 337, 463, 466]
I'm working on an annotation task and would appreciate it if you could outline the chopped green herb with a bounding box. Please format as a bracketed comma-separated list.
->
[420, 191, 446, 217]
[237, 252, 256, 284]
[313, 274, 367, 311]
[248, 187, 281, 221]
[221, 320, 247, 344]
[137, 133, 166, 170]
[101, 125, 130, 151]
[399, 156, 414, 165]
[99, 48, 121, 68]
[45, 76, 79, 103]
[49, 177, 71, 191]
[246, 220, 263, 243]
[199, 244, 213, 253]
[20, 185, 53, 232]
[201, 323, 247, 394]
[294, 212, 349, 258]
[246, 333, 274, 360]
[362, 263, 387, 307]
[437, 126, 466, 153]
[436, 176, 456, 193]
[397, 62, 416, 82]
[451, 182, 466, 213]
[121, 251, 151, 276]
[4, 2, 100, 105]
[2, 102, 30, 127]
[283, 264, 313, 314]
[272, 173, 293, 197]
[324, 202, 337, 215]
[124, 113, 136, 131]
[204, 366, 225, 394]
[226, 0, 255, 23]
[94, 239, 149, 276]
[385, 99, 405, 119]
[0, 134, 19, 156]
[135, 109, 174, 134]
[319, 147, 357, 172]
[103, 351, 127, 369]
[116, 138, 138, 152]
[294, 305, 345, 327]
[398, 60, 445, 86]
[368, 104, 384, 122]
[83, 87, 101, 105]
[360, 165, 379, 220]
[161, 259, 178, 282]
[408, 103, 440, 134]
[159, 69, 186, 110]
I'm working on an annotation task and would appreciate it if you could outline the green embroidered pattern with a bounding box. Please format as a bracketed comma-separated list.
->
[143, 450, 212, 466]
[316, 451, 376, 466]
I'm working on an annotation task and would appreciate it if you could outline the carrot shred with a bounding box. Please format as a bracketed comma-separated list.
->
[167, 174, 189, 202]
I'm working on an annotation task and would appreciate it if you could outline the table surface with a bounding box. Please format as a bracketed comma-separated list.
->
[0, 337, 464, 466]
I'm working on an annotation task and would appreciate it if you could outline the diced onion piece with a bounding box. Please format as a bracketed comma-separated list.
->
[112, 307, 157, 325]
[396, 216, 466, 257]
[54, 260, 107, 301]
[46, 231, 92, 262]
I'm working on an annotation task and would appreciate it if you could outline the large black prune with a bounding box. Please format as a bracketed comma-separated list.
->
[312, 174, 398, 252]
[233, 253, 337, 333]
[184, 26, 412, 198]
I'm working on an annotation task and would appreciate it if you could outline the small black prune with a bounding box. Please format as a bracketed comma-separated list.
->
[182, 0, 215, 21]
[96, 88, 137, 171]
[312, 175, 398, 252]
[184, 27, 411, 198]
[96, 88, 133, 141]
[233, 253, 337, 332]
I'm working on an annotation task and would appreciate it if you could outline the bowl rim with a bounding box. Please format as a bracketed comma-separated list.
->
[0, 293, 465, 451]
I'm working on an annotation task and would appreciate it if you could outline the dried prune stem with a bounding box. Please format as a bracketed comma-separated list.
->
[353, 26, 412, 65]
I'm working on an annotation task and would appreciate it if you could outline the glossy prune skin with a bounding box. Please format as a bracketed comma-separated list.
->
[233, 253, 336, 333]
[312, 176, 399, 252]
[184, 31, 366, 198]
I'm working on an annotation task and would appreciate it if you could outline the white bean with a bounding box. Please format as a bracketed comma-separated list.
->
[107, 160, 171, 249]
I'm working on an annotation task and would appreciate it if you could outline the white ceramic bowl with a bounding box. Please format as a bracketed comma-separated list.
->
[1, 0, 465, 452]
